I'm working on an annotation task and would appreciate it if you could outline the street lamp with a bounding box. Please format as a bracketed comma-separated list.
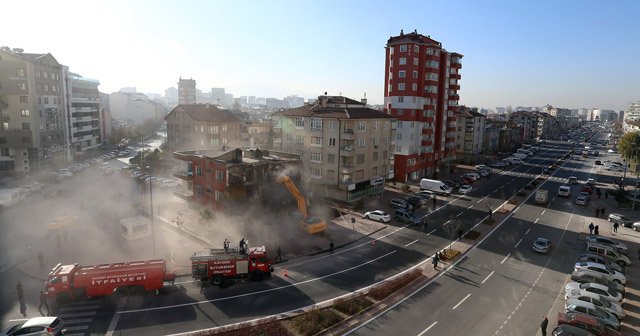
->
[140, 136, 156, 258]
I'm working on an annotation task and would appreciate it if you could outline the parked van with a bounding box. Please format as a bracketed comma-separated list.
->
[558, 185, 571, 197]
[419, 179, 452, 196]
[585, 242, 631, 266]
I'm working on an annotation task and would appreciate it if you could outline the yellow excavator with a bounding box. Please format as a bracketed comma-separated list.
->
[276, 176, 327, 234]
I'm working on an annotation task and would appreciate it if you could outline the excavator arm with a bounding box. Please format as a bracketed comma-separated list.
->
[276, 176, 307, 218]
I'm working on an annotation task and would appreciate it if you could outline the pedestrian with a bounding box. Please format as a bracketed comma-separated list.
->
[438, 251, 444, 261]
[432, 253, 439, 270]
[594, 225, 599, 235]
[433, 196, 437, 208]
[19, 300, 26, 317]
[223, 239, 229, 253]
[329, 240, 335, 254]
[588, 222, 594, 235]
[37, 251, 44, 269]
[540, 315, 549, 336]
[276, 246, 282, 262]
[16, 281, 24, 300]
[422, 217, 428, 230]
[613, 222, 619, 233]
[458, 229, 464, 240]
[38, 290, 49, 315]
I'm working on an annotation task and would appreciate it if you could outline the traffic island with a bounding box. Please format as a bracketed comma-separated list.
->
[441, 248, 461, 261]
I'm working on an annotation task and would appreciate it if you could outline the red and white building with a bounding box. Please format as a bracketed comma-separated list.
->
[384, 30, 462, 182]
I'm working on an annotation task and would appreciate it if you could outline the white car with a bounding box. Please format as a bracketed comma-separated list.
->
[2, 316, 65, 336]
[574, 261, 626, 285]
[566, 292, 625, 319]
[565, 282, 623, 303]
[363, 210, 391, 223]
[459, 185, 472, 194]
[575, 196, 588, 206]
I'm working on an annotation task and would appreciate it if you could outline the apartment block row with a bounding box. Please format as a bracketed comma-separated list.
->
[0, 47, 104, 175]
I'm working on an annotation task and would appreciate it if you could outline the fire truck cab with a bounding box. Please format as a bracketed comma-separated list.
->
[191, 246, 273, 286]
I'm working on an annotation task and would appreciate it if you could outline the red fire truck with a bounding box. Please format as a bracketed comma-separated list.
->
[45, 259, 176, 303]
[191, 246, 273, 285]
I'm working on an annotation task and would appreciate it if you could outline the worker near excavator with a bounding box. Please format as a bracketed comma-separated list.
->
[239, 238, 247, 254]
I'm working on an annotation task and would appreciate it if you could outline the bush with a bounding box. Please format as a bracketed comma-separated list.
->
[213, 320, 292, 336]
[464, 230, 481, 240]
[368, 269, 422, 301]
[402, 184, 411, 193]
[443, 249, 461, 260]
[333, 295, 374, 316]
[288, 308, 344, 336]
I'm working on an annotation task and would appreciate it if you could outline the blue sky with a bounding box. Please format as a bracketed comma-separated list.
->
[4, 0, 639, 110]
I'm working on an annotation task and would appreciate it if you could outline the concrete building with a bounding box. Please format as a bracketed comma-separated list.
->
[383, 30, 462, 182]
[284, 95, 304, 109]
[482, 119, 501, 156]
[109, 92, 167, 126]
[63, 70, 102, 158]
[542, 105, 572, 118]
[99, 93, 112, 145]
[591, 109, 617, 122]
[165, 87, 178, 106]
[164, 104, 242, 154]
[0, 48, 67, 175]
[240, 122, 270, 148]
[178, 77, 197, 104]
[271, 95, 395, 202]
[455, 107, 486, 164]
[172, 148, 302, 210]
[211, 88, 225, 106]
[509, 111, 538, 144]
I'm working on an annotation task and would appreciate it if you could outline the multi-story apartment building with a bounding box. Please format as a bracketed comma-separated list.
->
[109, 91, 167, 126]
[178, 77, 196, 104]
[164, 104, 242, 154]
[99, 93, 112, 145]
[383, 30, 462, 182]
[483, 120, 501, 156]
[623, 101, 640, 128]
[536, 112, 560, 139]
[240, 122, 270, 148]
[455, 107, 486, 163]
[0, 48, 67, 175]
[509, 111, 539, 144]
[271, 95, 395, 202]
[63, 70, 102, 158]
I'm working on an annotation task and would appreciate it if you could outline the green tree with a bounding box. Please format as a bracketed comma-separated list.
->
[617, 131, 640, 163]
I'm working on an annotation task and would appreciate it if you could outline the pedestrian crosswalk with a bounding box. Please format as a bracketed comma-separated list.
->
[56, 300, 102, 336]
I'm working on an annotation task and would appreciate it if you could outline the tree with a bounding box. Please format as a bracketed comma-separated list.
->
[199, 208, 214, 225]
[618, 131, 640, 163]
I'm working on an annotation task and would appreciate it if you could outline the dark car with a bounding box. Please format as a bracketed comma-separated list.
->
[442, 179, 461, 189]
[394, 209, 421, 225]
[595, 160, 602, 165]
[552, 324, 595, 336]
[405, 196, 423, 208]
[390, 198, 412, 210]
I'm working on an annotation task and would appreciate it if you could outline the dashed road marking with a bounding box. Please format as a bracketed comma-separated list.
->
[514, 238, 522, 248]
[452, 293, 471, 310]
[524, 228, 531, 235]
[501, 253, 510, 264]
[456, 212, 463, 217]
[417, 321, 438, 336]
[482, 270, 495, 284]
[405, 239, 419, 247]
[541, 210, 546, 215]
[477, 199, 483, 203]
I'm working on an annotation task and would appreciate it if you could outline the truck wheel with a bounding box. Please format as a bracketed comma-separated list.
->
[212, 276, 223, 286]
[56, 292, 71, 304]
[251, 271, 263, 282]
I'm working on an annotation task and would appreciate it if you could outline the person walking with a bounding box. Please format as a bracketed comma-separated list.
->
[329, 240, 335, 254]
[16, 281, 24, 300]
[276, 246, 282, 262]
[588, 222, 594, 235]
[38, 290, 49, 316]
[37, 251, 44, 269]
[540, 315, 549, 336]
[432, 253, 439, 270]
[594, 225, 599, 235]
[613, 221, 619, 233]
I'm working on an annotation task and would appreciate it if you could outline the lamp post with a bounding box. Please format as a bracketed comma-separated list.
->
[140, 135, 156, 258]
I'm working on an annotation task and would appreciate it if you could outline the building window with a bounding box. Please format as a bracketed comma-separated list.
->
[356, 154, 365, 164]
[36, 71, 41, 78]
[328, 120, 336, 130]
[216, 171, 224, 181]
[215, 191, 223, 201]
[373, 152, 379, 161]
[295, 134, 304, 145]
[17, 69, 25, 77]
[357, 138, 366, 147]
[21, 109, 30, 117]
[398, 96, 404, 103]
[18, 82, 26, 90]
[196, 166, 203, 176]
[311, 137, 322, 147]
[211, 125, 218, 134]
[399, 57, 406, 65]
[412, 83, 418, 91]
[328, 154, 335, 164]
[413, 57, 419, 65]
[19, 96, 28, 103]
[398, 70, 406, 78]
[294, 117, 305, 128]
[195, 185, 203, 196]
[399, 45, 407, 52]
[374, 122, 379, 131]
[398, 83, 405, 91]
[427, 48, 434, 55]
[414, 45, 419, 52]
[310, 167, 322, 178]
[210, 138, 219, 146]
[357, 121, 366, 131]
[310, 117, 322, 131]
[43, 72, 48, 79]
[1, 122, 8, 131]
[329, 138, 336, 146]
[413, 71, 418, 79]
[22, 123, 30, 130]
[44, 85, 49, 92]
[310, 152, 322, 163]
[222, 125, 228, 131]
[396, 133, 402, 140]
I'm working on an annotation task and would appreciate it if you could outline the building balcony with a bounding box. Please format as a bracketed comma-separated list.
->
[449, 94, 460, 100]
[342, 129, 355, 140]
[173, 171, 193, 181]
[173, 189, 193, 201]
[450, 62, 462, 69]
[424, 92, 438, 99]
[450, 73, 461, 80]
[450, 84, 460, 90]
[339, 165, 355, 174]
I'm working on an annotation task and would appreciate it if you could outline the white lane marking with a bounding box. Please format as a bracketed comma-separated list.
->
[426, 229, 436, 236]
[467, 205, 473, 209]
[120, 251, 397, 314]
[524, 228, 531, 236]
[105, 298, 127, 336]
[477, 199, 483, 204]
[501, 253, 511, 264]
[452, 293, 471, 310]
[514, 238, 522, 248]
[405, 239, 419, 247]
[417, 321, 438, 336]
[535, 218, 539, 223]
[482, 271, 495, 284]
[456, 212, 463, 217]
[541, 210, 546, 215]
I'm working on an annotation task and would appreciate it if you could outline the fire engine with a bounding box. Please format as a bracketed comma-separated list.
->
[45, 259, 176, 303]
[191, 246, 273, 286]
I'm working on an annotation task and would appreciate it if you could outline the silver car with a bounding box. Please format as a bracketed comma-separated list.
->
[532, 237, 552, 254]
[564, 301, 620, 330]
[363, 210, 391, 223]
[2, 317, 65, 336]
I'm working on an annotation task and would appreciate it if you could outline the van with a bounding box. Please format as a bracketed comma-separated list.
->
[568, 176, 578, 184]
[558, 185, 571, 197]
[419, 179, 452, 196]
[607, 213, 633, 228]
[585, 242, 631, 266]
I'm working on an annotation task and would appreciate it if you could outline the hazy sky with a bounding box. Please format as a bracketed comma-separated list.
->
[4, 0, 639, 110]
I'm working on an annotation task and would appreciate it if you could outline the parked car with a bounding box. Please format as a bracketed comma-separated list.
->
[405, 196, 424, 208]
[461, 172, 480, 181]
[575, 196, 588, 206]
[363, 210, 391, 223]
[394, 209, 421, 226]
[532, 237, 552, 254]
[441, 180, 460, 189]
[565, 282, 623, 303]
[489, 161, 508, 168]
[564, 301, 620, 330]
[570, 270, 625, 295]
[585, 242, 631, 267]
[556, 312, 621, 336]
[566, 292, 625, 320]
[576, 253, 624, 274]
[633, 221, 640, 232]
[1, 316, 65, 336]
[414, 190, 435, 199]
[551, 324, 595, 336]
[459, 185, 472, 195]
[585, 235, 629, 255]
[390, 198, 412, 210]
[607, 214, 633, 228]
